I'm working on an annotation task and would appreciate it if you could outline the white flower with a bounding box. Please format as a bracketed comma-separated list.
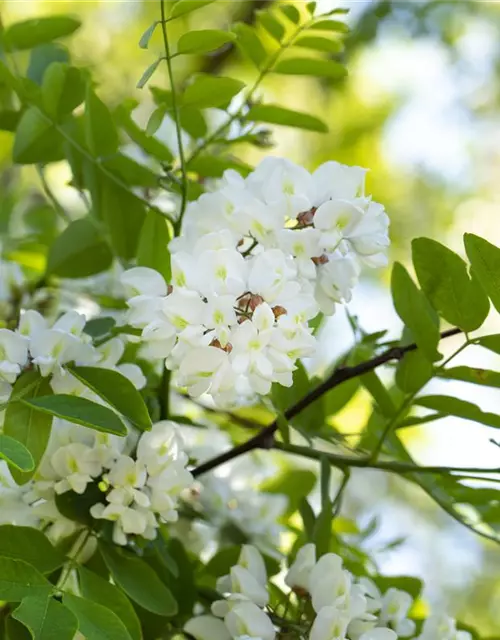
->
[0, 328, 28, 383]
[216, 566, 268, 610]
[179, 346, 233, 398]
[248, 157, 313, 218]
[418, 614, 472, 640]
[309, 554, 364, 615]
[230, 311, 275, 395]
[378, 588, 415, 637]
[312, 160, 367, 205]
[137, 422, 186, 473]
[238, 545, 267, 586]
[107, 455, 147, 490]
[248, 250, 299, 305]
[225, 601, 275, 640]
[121, 266, 168, 298]
[315, 253, 360, 315]
[162, 289, 206, 332]
[204, 295, 238, 346]
[309, 606, 350, 640]
[359, 629, 398, 640]
[18, 309, 47, 339]
[184, 616, 231, 640]
[285, 543, 316, 592]
[50, 443, 102, 494]
[198, 248, 248, 298]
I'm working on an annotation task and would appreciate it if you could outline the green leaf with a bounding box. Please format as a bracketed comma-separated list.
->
[395, 350, 433, 393]
[246, 104, 328, 133]
[415, 395, 500, 429]
[100, 543, 177, 617]
[262, 468, 316, 517]
[0, 436, 33, 472]
[149, 538, 195, 618]
[102, 153, 159, 188]
[391, 262, 441, 362]
[6, 616, 31, 640]
[183, 75, 244, 109]
[101, 179, 146, 260]
[362, 371, 395, 418]
[13, 596, 77, 640]
[323, 377, 359, 417]
[279, 4, 301, 24]
[313, 499, 332, 558]
[271, 362, 324, 434]
[42, 63, 85, 121]
[437, 366, 500, 389]
[78, 568, 142, 640]
[412, 237, 489, 332]
[137, 211, 172, 283]
[4, 371, 53, 484]
[464, 233, 500, 314]
[187, 154, 251, 178]
[298, 498, 315, 540]
[0, 557, 51, 601]
[63, 594, 133, 640]
[257, 11, 285, 42]
[4, 16, 81, 51]
[84, 87, 119, 157]
[139, 22, 159, 49]
[0, 526, 65, 574]
[27, 43, 70, 85]
[310, 18, 349, 32]
[474, 334, 500, 354]
[320, 456, 331, 509]
[233, 23, 267, 69]
[274, 57, 346, 79]
[146, 106, 166, 137]
[23, 395, 127, 436]
[137, 58, 162, 90]
[169, 0, 216, 20]
[176, 30, 236, 55]
[295, 34, 344, 53]
[46, 217, 113, 278]
[115, 105, 173, 163]
[13, 107, 63, 164]
[84, 317, 116, 339]
[68, 366, 152, 431]
[55, 483, 104, 526]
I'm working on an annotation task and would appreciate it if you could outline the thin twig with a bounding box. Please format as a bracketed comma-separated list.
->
[159, 0, 188, 235]
[192, 327, 462, 477]
[274, 441, 500, 476]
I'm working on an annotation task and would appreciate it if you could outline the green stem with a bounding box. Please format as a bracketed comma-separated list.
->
[275, 441, 500, 476]
[186, 15, 316, 164]
[56, 529, 93, 592]
[160, 0, 188, 236]
[159, 367, 170, 420]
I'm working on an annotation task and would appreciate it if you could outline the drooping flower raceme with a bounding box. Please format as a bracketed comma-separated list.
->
[122, 158, 390, 404]
[24, 421, 193, 546]
[184, 542, 472, 640]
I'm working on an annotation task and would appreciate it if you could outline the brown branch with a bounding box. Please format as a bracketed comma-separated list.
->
[192, 327, 462, 477]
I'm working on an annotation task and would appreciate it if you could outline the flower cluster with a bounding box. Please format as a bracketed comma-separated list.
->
[184, 543, 471, 640]
[122, 157, 389, 404]
[0, 306, 147, 401]
[25, 421, 193, 545]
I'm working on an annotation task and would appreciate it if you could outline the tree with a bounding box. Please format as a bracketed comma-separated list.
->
[0, 1, 497, 638]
